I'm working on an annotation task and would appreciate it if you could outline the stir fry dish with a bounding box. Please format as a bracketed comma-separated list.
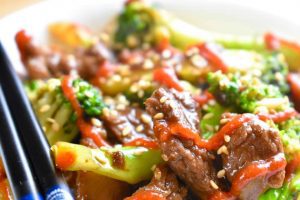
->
[7, 0, 300, 199]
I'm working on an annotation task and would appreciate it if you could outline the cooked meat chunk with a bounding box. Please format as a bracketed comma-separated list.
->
[125, 165, 188, 200]
[146, 88, 220, 198]
[101, 106, 154, 144]
[16, 31, 113, 79]
[221, 118, 285, 200]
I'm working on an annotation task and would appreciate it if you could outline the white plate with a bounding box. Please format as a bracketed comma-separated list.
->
[0, 0, 300, 74]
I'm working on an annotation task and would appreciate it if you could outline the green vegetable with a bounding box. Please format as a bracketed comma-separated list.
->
[51, 142, 163, 184]
[115, 1, 300, 70]
[279, 119, 300, 161]
[28, 79, 78, 145]
[259, 171, 300, 200]
[207, 71, 290, 113]
[72, 79, 106, 117]
[200, 102, 226, 139]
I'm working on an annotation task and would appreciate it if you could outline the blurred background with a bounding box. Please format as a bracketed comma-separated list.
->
[1, 0, 300, 23]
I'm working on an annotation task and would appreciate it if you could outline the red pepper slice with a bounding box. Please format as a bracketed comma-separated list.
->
[195, 43, 228, 73]
[153, 66, 184, 91]
[15, 30, 32, 62]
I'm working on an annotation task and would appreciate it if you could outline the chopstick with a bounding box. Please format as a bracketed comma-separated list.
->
[0, 86, 42, 200]
[0, 42, 73, 200]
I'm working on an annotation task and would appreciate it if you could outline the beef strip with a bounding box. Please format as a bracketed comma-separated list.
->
[145, 88, 220, 199]
[16, 35, 113, 79]
[221, 118, 285, 200]
[101, 105, 154, 144]
[126, 165, 188, 200]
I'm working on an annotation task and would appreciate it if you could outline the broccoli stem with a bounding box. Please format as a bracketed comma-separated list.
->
[51, 142, 163, 184]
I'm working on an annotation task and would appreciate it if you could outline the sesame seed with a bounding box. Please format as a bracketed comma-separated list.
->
[136, 125, 144, 132]
[217, 145, 229, 155]
[161, 154, 169, 161]
[154, 113, 164, 120]
[94, 154, 106, 165]
[122, 126, 131, 136]
[224, 135, 231, 143]
[39, 104, 50, 113]
[210, 180, 219, 190]
[123, 77, 131, 84]
[203, 113, 214, 120]
[208, 100, 216, 106]
[91, 118, 102, 127]
[127, 35, 139, 47]
[42, 126, 46, 132]
[162, 50, 171, 59]
[116, 104, 126, 110]
[217, 169, 226, 178]
[185, 47, 199, 57]
[130, 85, 138, 93]
[151, 165, 156, 171]
[110, 110, 118, 118]
[100, 33, 109, 43]
[169, 101, 176, 109]
[52, 122, 60, 132]
[84, 91, 93, 98]
[141, 114, 151, 124]
[111, 75, 122, 82]
[275, 72, 284, 81]
[160, 96, 168, 103]
[47, 118, 56, 124]
[202, 104, 209, 111]
[143, 59, 154, 69]
[215, 125, 219, 131]
[191, 54, 207, 68]
[154, 168, 162, 180]
[205, 124, 214, 132]
[103, 107, 110, 116]
[133, 149, 146, 156]
[220, 118, 229, 125]
[137, 90, 144, 98]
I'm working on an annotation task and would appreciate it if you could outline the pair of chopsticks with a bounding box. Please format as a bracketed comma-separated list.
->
[0, 42, 73, 199]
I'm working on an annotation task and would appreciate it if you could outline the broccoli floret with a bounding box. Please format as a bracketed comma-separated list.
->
[72, 79, 106, 117]
[115, 1, 154, 48]
[28, 79, 78, 145]
[261, 53, 289, 94]
[208, 71, 290, 113]
[278, 119, 300, 161]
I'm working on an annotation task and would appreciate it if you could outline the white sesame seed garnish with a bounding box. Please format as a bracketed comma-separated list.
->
[151, 165, 156, 171]
[220, 118, 229, 125]
[154, 113, 164, 120]
[110, 110, 118, 118]
[203, 113, 214, 120]
[162, 50, 171, 59]
[94, 154, 106, 165]
[210, 180, 219, 190]
[137, 90, 144, 98]
[39, 104, 50, 113]
[169, 101, 176, 109]
[91, 118, 102, 127]
[141, 114, 151, 124]
[217, 169, 226, 178]
[136, 125, 144, 132]
[100, 33, 110, 43]
[47, 118, 56, 124]
[160, 96, 168, 103]
[116, 104, 126, 110]
[103, 107, 110, 116]
[161, 154, 169, 161]
[111, 75, 122, 82]
[275, 72, 284, 81]
[130, 85, 138, 93]
[185, 47, 199, 57]
[143, 59, 154, 69]
[84, 91, 93, 98]
[215, 125, 219, 131]
[224, 135, 231, 143]
[202, 104, 209, 111]
[122, 126, 131, 136]
[217, 145, 229, 155]
[51, 122, 60, 132]
[208, 100, 216, 106]
[205, 124, 214, 132]
[191, 54, 207, 68]
[154, 168, 162, 180]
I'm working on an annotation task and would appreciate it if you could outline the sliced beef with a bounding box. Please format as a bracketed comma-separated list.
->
[101, 106, 154, 144]
[126, 165, 188, 200]
[145, 88, 220, 199]
[221, 118, 285, 200]
[15, 31, 113, 79]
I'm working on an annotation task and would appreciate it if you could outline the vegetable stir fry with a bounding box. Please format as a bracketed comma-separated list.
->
[11, 0, 300, 199]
